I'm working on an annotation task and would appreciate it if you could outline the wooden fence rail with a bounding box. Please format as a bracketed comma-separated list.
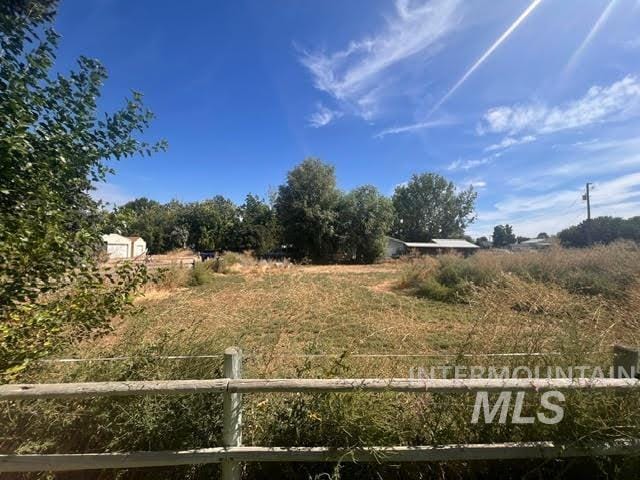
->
[2, 377, 640, 400]
[1, 345, 638, 477]
[2, 441, 640, 473]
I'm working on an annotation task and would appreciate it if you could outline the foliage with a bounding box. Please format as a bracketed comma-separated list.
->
[492, 224, 516, 247]
[337, 185, 394, 263]
[235, 194, 279, 255]
[106, 165, 476, 265]
[108, 195, 278, 256]
[274, 158, 341, 262]
[558, 216, 640, 247]
[0, 0, 163, 374]
[391, 173, 476, 241]
[399, 242, 640, 303]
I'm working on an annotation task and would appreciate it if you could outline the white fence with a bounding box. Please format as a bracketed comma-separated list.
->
[1, 346, 639, 478]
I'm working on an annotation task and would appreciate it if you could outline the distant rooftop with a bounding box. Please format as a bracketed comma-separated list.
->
[432, 239, 479, 249]
[520, 238, 552, 245]
[391, 237, 479, 249]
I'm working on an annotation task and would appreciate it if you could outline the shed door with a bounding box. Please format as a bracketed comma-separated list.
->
[135, 244, 144, 256]
[107, 243, 129, 258]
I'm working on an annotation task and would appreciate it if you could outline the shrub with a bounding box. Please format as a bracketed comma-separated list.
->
[189, 261, 215, 286]
[398, 242, 640, 303]
[154, 264, 192, 289]
[416, 276, 456, 302]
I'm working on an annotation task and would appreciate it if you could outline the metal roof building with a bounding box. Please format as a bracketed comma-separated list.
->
[385, 236, 478, 258]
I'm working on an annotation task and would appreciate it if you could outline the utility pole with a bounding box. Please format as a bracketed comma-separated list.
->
[583, 182, 592, 245]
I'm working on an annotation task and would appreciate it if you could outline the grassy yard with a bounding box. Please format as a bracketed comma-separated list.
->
[85, 263, 474, 377]
[3, 248, 640, 479]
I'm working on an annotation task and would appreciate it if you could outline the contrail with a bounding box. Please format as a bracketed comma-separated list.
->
[428, 0, 544, 116]
[564, 0, 617, 75]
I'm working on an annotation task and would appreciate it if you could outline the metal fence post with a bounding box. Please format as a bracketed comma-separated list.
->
[222, 347, 242, 480]
[613, 344, 639, 379]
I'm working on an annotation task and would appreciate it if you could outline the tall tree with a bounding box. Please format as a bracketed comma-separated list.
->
[391, 173, 476, 241]
[0, 0, 164, 374]
[236, 194, 279, 255]
[492, 224, 516, 247]
[175, 196, 239, 252]
[113, 198, 170, 254]
[338, 185, 394, 263]
[275, 158, 340, 262]
[558, 216, 640, 247]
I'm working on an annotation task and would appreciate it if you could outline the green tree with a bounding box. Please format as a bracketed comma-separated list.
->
[338, 185, 394, 263]
[113, 198, 170, 253]
[391, 173, 476, 241]
[558, 216, 640, 247]
[0, 1, 164, 374]
[191, 196, 239, 251]
[275, 158, 340, 262]
[236, 194, 279, 255]
[492, 224, 516, 247]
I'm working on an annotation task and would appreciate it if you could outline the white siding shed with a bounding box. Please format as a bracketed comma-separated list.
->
[102, 233, 132, 259]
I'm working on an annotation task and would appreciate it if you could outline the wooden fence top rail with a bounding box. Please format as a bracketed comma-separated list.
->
[1, 440, 639, 472]
[1, 377, 639, 400]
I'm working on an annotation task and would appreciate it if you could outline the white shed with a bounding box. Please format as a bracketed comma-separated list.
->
[102, 233, 132, 259]
[102, 234, 147, 259]
[129, 236, 147, 258]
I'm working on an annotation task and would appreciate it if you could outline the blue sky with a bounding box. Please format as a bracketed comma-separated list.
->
[54, 0, 640, 237]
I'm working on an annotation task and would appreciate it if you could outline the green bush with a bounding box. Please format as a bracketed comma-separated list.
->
[399, 243, 640, 303]
[190, 261, 215, 285]
[416, 277, 456, 302]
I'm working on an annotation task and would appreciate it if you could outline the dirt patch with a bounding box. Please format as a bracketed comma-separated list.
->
[368, 279, 397, 294]
[299, 263, 399, 275]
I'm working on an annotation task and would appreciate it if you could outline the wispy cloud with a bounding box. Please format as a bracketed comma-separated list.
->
[479, 75, 640, 137]
[299, 0, 462, 122]
[447, 156, 494, 171]
[485, 134, 536, 152]
[468, 179, 487, 189]
[507, 135, 640, 190]
[308, 103, 342, 127]
[379, 0, 543, 138]
[623, 36, 640, 49]
[474, 171, 640, 236]
[564, 0, 618, 75]
[374, 117, 456, 138]
[428, 0, 543, 116]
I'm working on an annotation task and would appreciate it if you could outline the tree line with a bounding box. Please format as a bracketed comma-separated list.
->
[558, 216, 640, 247]
[106, 158, 478, 263]
[477, 216, 640, 249]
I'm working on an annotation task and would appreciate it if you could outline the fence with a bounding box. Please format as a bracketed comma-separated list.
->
[1, 345, 639, 477]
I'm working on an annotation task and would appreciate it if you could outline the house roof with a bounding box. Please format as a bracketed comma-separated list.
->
[432, 239, 479, 249]
[520, 238, 551, 245]
[102, 233, 131, 243]
[386, 236, 479, 249]
[404, 242, 437, 248]
[128, 236, 142, 242]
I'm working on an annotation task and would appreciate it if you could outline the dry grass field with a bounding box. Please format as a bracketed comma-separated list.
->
[4, 245, 640, 479]
[70, 247, 639, 379]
